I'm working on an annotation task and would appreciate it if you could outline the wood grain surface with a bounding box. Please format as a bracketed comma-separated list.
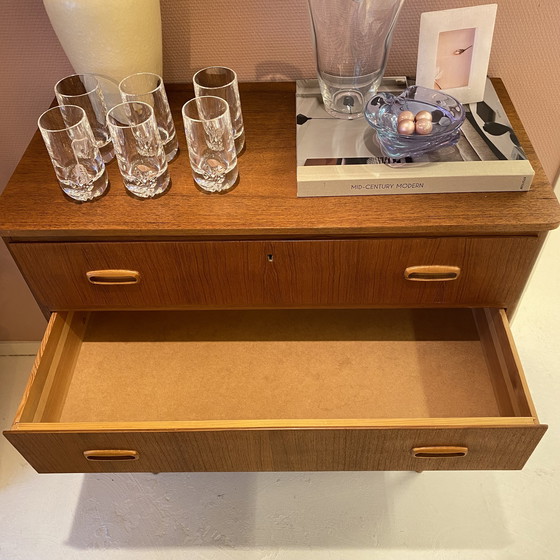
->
[0, 80, 558, 240]
[2, 80, 556, 474]
[4, 425, 546, 473]
[9, 235, 542, 310]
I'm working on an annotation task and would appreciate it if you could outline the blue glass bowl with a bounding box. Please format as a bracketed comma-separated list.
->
[364, 86, 465, 158]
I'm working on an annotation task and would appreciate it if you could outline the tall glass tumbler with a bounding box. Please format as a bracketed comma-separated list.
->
[119, 72, 179, 162]
[193, 66, 245, 154]
[54, 74, 114, 163]
[307, 0, 405, 119]
[38, 104, 108, 202]
[182, 96, 238, 193]
[107, 101, 170, 198]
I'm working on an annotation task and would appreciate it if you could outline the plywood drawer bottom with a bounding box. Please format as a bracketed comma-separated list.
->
[4, 308, 545, 473]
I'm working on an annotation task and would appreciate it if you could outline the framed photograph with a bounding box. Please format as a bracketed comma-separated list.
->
[415, 4, 498, 104]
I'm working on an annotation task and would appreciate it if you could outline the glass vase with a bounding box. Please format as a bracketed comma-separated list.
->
[307, 0, 405, 119]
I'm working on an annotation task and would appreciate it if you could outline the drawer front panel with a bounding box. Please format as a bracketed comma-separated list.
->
[5, 425, 546, 473]
[10, 237, 539, 310]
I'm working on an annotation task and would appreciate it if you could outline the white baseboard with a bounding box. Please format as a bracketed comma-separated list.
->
[0, 341, 40, 356]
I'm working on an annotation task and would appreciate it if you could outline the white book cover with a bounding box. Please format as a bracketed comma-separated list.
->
[296, 78, 534, 197]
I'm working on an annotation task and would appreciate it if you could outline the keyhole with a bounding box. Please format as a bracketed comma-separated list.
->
[267, 254, 274, 262]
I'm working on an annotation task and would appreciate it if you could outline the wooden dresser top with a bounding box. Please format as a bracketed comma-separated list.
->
[1, 80, 558, 240]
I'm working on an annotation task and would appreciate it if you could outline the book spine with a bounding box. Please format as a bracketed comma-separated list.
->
[297, 173, 533, 197]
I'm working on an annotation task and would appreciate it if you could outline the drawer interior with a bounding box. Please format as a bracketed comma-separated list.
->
[17, 308, 537, 426]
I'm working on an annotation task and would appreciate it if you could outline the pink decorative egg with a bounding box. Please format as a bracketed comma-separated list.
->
[415, 118, 433, 135]
[397, 119, 415, 135]
[398, 110, 414, 122]
[415, 110, 432, 122]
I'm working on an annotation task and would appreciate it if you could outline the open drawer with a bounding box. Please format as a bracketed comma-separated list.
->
[4, 308, 545, 473]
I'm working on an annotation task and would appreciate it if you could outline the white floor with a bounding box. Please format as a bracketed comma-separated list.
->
[1, 231, 559, 560]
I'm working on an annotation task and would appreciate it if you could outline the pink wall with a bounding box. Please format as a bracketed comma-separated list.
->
[1, 0, 559, 340]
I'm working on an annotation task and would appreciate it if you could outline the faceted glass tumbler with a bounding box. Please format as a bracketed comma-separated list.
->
[119, 72, 179, 162]
[38, 104, 108, 202]
[182, 96, 238, 193]
[107, 101, 170, 198]
[193, 66, 245, 154]
[308, 0, 405, 119]
[55, 73, 114, 163]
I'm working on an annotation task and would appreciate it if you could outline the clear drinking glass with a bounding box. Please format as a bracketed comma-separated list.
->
[182, 96, 238, 193]
[193, 66, 245, 154]
[107, 101, 170, 198]
[307, 0, 405, 119]
[38, 104, 108, 202]
[118, 72, 179, 162]
[54, 74, 114, 163]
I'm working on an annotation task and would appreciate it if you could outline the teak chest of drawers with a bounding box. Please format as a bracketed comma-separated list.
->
[1, 81, 559, 473]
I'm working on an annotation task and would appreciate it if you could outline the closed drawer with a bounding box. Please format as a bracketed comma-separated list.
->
[4, 308, 545, 473]
[10, 236, 539, 310]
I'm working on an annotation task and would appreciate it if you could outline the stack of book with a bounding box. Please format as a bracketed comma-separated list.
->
[296, 77, 533, 197]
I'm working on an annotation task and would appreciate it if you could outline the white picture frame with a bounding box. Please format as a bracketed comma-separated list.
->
[415, 4, 498, 104]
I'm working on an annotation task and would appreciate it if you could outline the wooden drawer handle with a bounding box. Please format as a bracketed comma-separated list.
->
[86, 270, 140, 285]
[404, 265, 461, 281]
[83, 450, 140, 461]
[412, 446, 468, 458]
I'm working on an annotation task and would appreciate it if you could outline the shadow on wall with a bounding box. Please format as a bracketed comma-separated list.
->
[66, 471, 510, 549]
[255, 62, 304, 82]
[159, 0, 311, 83]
